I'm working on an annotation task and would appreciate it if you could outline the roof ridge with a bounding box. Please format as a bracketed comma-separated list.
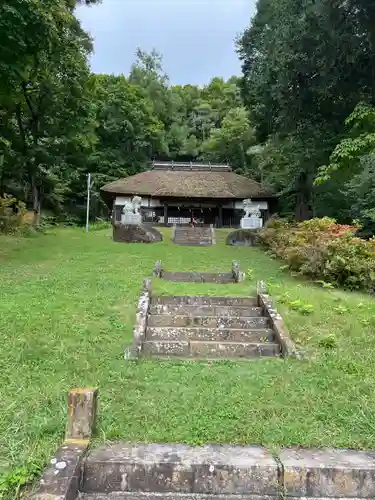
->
[151, 161, 232, 172]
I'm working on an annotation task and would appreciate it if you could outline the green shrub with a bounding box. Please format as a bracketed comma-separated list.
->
[260, 216, 375, 292]
[0, 194, 26, 234]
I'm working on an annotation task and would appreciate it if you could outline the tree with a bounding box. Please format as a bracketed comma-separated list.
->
[0, 0, 100, 225]
[238, 0, 375, 220]
[200, 107, 256, 174]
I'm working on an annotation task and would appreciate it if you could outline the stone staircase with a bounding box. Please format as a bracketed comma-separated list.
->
[141, 295, 281, 360]
[173, 224, 215, 246]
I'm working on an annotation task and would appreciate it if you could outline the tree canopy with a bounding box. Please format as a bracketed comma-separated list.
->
[2, 0, 375, 229]
[238, 0, 375, 223]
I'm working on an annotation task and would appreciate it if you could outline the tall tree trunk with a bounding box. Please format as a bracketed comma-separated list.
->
[31, 173, 41, 227]
[295, 172, 313, 221]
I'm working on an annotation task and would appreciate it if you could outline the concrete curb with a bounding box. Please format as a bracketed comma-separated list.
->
[30, 388, 99, 500]
[81, 443, 375, 499]
[256, 280, 301, 359]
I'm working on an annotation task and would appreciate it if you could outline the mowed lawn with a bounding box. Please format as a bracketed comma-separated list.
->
[1, 227, 375, 487]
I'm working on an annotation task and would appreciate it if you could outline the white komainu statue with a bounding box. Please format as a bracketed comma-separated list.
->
[132, 196, 142, 215]
[122, 196, 142, 215]
[122, 201, 134, 215]
[243, 199, 253, 218]
[242, 199, 261, 219]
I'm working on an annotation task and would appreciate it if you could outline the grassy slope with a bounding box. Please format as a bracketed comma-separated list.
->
[1, 227, 375, 482]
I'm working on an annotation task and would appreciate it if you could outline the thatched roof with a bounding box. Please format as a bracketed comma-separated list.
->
[101, 162, 275, 200]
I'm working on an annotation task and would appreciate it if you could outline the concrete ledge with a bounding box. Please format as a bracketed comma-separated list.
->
[280, 448, 375, 498]
[125, 279, 151, 360]
[82, 444, 279, 495]
[81, 443, 375, 499]
[80, 494, 276, 500]
[256, 281, 301, 359]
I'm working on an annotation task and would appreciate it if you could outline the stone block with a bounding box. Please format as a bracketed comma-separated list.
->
[258, 293, 300, 359]
[240, 217, 263, 230]
[65, 388, 98, 441]
[227, 230, 261, 247]
[31, 443, 87, 500]
[128, 279, 151, 360]
[146, 326, 274, 344]
[142, 340, 190, 357]
[147, 315, 269, 330]
[161, 271, 234, 284]
[121, 213, 142, 225]
[189, 341, 280, 358]
[149, 304, 263, 318]
[81, 494, 276, 500]
[280, 448, 375, 498]
[82, 443, 279, 496]
[113, 224, 162, 244]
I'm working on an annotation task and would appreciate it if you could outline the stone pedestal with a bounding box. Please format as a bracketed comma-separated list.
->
[241, 216, 263, 229]
[121, 213, 142, 225]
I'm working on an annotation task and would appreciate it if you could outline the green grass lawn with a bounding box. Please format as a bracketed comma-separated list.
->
[1, 226, 375, 492]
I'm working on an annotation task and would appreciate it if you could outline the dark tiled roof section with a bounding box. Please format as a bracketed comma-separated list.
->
[101, 170, 275, 199]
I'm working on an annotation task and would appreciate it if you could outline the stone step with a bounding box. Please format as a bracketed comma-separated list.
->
[175, 229, 212, 233]
[173, 242, 213, 246]
[142, 340, 280, 358]
[174, 236, 212, 240]
[150, 304, 263, 317]
[173, 236, 212, 239]
[80, 494, 265, 500]
[174, 235, 212, 238]
[151, 296, 258, 307]
[146, 326, 274, 342]
[81, 443, 279, 495]
[161, 272, 234, 283]
[147, 314, 269, 329]
[174, 232, 212, 235]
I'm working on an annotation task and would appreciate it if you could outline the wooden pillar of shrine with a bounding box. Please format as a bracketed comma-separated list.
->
[164, 203, 168, 226]
[218, 205, 223, 228]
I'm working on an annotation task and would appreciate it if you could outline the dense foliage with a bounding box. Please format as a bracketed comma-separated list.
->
[2, 0, 375, 230]
[260, 217, 375, 293]
[0, 4, 257, 227]
[238, 0, 375, 226]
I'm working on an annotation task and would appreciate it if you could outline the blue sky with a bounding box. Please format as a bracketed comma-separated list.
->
[77, 0, 256, 85]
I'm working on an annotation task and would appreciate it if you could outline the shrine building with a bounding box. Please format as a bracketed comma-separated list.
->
[100, 161, 276, 227]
